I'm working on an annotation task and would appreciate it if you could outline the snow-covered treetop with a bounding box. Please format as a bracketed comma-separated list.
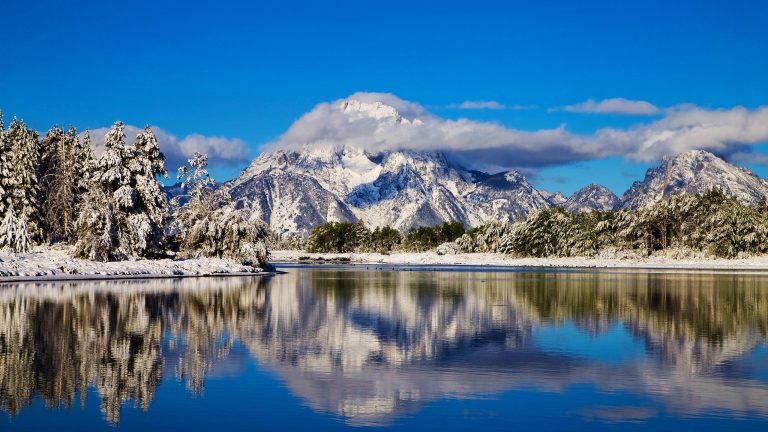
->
[178, 151, 215, 192]
[134, 126, 167, 177]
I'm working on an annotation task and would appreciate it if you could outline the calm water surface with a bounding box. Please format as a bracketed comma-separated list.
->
[2, 265, 768, 431]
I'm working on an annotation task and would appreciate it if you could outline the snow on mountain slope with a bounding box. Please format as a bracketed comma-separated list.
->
[229, 168, 357, 237]
[464, 171, 550, 224]
[230, 143, 549, 234]
[563, 184, 620, 212]
[346, 150, 476, 229]
[621, 150, 768, 209]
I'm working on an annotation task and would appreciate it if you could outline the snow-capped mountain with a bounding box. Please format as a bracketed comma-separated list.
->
[228, 145, 549, 235]
[563, 184, 620, 212]
[541, 191, 567, 207]
[621, 150, 768, 210]
[226, 98, 553, 235]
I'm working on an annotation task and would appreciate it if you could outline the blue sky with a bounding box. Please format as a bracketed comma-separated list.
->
[1, 0, 767, 194]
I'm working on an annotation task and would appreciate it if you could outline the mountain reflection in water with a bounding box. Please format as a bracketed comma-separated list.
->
[1, 268, 767, 429]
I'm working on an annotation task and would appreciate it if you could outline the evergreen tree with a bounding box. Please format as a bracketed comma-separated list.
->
[369, 226, 402, 253]
[74, 122, 170, 261]
[306, 221, 365, 253]
[131, 126, 169, 252]
[15, 120, 41, 241]
[401, 221, 466, 252]
[0, 118, 42, 243]
[0, 206, 31, 253]
[0, 112, 12, 219]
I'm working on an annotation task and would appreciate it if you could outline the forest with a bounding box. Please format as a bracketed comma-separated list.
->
[0, 112, 268, 266]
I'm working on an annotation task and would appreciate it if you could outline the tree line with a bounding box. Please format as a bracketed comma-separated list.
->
[304, 221, 465, 253]
[458, 189, 768, 258]
[300, 189, 768, 259]
[0, 112, 267, 266]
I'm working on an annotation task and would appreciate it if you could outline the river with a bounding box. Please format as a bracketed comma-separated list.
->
[1, 265, 767, 431]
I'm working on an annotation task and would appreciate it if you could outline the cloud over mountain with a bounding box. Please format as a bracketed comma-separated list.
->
[267, 92, 768, 172]
[87, 125, 250, 172]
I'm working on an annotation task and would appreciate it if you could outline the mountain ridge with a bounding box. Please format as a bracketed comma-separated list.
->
[222, 99, 768, 235]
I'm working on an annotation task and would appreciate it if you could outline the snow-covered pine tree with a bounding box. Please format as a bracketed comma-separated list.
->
[130, 126, 169, 256]
[0, 206, 31, 253]
[74, 122, 170, 261]
[134, 125, 167, 177]
[2, 118, 42, 243]
[75, 123, 129, 260]
[0, 111, 11, 219]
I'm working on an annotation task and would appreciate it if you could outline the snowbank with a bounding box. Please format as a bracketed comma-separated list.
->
[0, 246, 268, 281]
[271, 250, 768, 270]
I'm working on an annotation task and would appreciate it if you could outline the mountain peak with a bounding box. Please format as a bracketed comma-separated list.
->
[340, 99, 423, 126]
[621, 149, 768, 209]
[665, 149, 718, 161]
[563, 184, 619, 212]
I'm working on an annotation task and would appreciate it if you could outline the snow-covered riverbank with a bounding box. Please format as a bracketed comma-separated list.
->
[271, 250, 768, 270]
[0, 246, 268, 281]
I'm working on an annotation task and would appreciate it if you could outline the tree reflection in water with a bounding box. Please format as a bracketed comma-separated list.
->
[0, 269, 766, 425]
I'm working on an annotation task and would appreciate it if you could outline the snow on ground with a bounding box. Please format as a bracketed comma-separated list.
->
[0, 246, 266, 281]
[271, 250, 768, 270]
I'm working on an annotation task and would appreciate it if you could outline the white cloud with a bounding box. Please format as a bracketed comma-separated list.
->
[446, 100, 535, 110]
[267, 92, 768, 172]
[595, 105, 768, 161]
[87, 125, 250, 172]
[560, 98, 660, 115]
[454, 100, 505, 110]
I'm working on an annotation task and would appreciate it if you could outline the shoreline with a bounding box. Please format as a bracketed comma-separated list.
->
[0, 271, 278, 283]
[0, 246, 274, 282]
[270, 250, 768, 271]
